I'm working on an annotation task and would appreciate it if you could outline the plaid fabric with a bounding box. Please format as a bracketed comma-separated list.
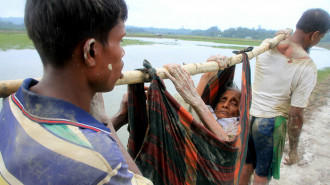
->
[234, 52, 252, 183]
[128, 53, 251, 185]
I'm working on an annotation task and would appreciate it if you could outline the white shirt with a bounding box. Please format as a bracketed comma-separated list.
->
[250, 47, 317, 118]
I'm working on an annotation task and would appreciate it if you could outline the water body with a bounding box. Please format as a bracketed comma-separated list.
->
[1, 37, 329, 144]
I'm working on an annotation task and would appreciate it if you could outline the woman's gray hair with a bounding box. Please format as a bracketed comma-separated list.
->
[224, 81, 241, 94]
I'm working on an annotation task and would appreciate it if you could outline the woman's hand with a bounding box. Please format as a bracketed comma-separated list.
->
[196, 55, 228, 95]
[204, 54, 228, 80]
[164, 63, 202, 107]
[164, 63, 230, 141]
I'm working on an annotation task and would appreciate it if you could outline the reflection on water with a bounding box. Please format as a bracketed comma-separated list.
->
[1, 38, 329, 144]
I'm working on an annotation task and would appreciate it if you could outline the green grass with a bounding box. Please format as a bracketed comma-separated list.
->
[0, 32, 34, 50]
[121, 39, 154, 46]
[317, 67, 330, 82]
[127, 33, 262, 46]
[1, 31, 329, 51]
[198, 44, 247, 50]
[128, 33, 330, 50]
[0, 32, 153, 50]
[171, 35, 261, 46]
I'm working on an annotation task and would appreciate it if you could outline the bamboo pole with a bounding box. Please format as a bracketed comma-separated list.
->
[116, 29, 292, 85]
[0, 29, 292, 98]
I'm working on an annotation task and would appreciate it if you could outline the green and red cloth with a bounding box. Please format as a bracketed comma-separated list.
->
[128, 49, 251, 185]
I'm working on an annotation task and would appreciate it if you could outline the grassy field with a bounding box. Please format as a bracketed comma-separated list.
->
[317, 67, 330, 82]
[127, 33, 330, 50]
[121, 39, 153, 46]
[127, 33, 262, 46]
[1, 32, 329, 50]
[0, 32, 153, 50]
[0, 32, 34, 50]
[198, 44, 248, 50]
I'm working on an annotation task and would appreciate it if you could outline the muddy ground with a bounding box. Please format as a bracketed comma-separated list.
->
[270, 76, 330, 185]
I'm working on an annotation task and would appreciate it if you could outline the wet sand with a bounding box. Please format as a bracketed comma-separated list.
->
[270, 77, 330, 184]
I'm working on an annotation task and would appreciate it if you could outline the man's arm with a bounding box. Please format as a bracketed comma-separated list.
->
[107, 121, 142, 175]
[90, 93, 142, 175]
[285, 106, 304, 165]
[110, 94, 129, 131]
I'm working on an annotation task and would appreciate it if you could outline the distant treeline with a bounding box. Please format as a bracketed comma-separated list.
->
[126, 26, 278, 40]
[1, 17, 329, 42]
[126, 26, 330, 42]
[0, 21, 25, 31]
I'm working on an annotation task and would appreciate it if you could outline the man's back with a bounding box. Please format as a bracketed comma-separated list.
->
[0, 79, 136, 184]
[250, 41, 317, 118]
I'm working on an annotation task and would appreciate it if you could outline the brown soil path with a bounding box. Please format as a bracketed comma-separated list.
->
[270, 76, 330, 184]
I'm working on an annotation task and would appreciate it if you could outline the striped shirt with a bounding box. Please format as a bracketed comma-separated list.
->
[0, 78, 152, 185]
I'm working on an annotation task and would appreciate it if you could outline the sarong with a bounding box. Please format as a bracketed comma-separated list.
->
[269, 116, 287, 180]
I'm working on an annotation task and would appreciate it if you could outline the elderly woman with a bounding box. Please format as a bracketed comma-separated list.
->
[164, 56, 241, 141]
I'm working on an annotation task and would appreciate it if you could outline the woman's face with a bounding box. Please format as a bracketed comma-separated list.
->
[214, 89, 240, 119]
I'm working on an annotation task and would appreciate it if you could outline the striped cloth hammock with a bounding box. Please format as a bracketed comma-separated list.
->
[127, 48, 251, 185]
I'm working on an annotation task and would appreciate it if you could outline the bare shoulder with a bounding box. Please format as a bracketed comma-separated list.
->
[276, 40, 310, 59]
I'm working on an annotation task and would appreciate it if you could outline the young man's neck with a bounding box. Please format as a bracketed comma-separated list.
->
[30, 62, 94, 113]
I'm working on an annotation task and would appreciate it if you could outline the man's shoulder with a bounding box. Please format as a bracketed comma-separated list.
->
[276, 40, 310, 59]
[294, 58, 317, 74]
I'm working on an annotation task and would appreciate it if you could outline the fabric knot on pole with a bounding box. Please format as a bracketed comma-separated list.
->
[232, 46, 254, 55]
[143, 59, 157, 80]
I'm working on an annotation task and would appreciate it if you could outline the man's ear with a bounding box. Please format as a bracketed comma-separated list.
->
[310, 31, 320, 41]
[83, 38, 96, 67]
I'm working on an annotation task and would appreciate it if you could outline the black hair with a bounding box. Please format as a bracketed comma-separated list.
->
[296, 8, 330, 34]
[25, 0, 128, 67]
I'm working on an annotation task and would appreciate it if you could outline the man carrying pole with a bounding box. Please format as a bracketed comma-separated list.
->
[239, 8, 330, 185]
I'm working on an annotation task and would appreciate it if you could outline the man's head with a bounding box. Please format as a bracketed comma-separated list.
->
[296, 8, 330, 51]
[214, 83, 241, 119]
[297, 8, 330, 34]
[25, 0, 128, 68]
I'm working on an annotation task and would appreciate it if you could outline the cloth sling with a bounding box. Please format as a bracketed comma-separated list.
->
[127, 49, 251, 185]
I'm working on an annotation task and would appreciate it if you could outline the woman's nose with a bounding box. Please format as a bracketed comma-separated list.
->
[222, 101, 229, 108]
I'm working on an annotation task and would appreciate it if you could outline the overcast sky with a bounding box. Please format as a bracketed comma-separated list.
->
[1, 0, 329, 30]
